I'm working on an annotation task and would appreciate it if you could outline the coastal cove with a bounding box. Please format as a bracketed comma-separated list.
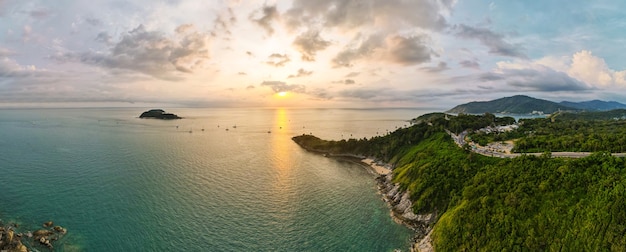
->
[0, 107, 433, 251]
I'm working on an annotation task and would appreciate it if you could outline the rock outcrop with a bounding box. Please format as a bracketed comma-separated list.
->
[139, 109, 182, 119]
[1, 220, 68, 251]
[376, 173, 436, 252]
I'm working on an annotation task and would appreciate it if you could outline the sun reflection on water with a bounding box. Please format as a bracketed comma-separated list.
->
[270, 108, 293, 181]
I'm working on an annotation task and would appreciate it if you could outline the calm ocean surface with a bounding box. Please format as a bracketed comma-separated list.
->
[0, 107, 434, 251]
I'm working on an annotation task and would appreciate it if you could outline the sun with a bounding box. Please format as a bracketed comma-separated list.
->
[277, 91, 288, 97]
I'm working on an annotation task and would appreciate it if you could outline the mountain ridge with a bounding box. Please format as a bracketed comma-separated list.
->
[559, 100, 626, 111]
[446, 95, 576, 114]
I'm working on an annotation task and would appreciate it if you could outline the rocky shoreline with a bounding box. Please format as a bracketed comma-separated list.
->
[375, 172, 436, 252]
[0, 219, 68, 251]
[291, 137, 436, 251]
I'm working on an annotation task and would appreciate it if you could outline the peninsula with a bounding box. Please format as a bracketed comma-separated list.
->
[139, 109, 181, 119]
[293, 106, 626, 251]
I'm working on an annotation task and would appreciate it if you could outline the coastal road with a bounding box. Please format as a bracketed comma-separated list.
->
[446, 131, 626, 159]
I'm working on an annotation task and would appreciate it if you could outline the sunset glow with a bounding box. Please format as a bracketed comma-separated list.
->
[1, 1, 625, 108]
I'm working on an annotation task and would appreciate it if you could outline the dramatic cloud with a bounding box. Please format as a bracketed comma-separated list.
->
[333, 34, 433, 67]
[454, 24, 526, 58]
[265, 53, 290, 67]
[292, 29, 331, 61]
[287, 68, 312, 78]
[260, 81, 305, 93]
[54, 24, 211, 79]
[249, 4, 279, 35]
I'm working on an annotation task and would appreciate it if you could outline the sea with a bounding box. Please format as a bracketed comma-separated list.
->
[0, 107, 435, 251]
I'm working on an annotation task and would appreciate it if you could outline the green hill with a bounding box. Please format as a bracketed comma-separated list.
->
[447, 95, 577, 114]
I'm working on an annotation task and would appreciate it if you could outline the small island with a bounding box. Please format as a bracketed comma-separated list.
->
[139, 109, 182, 119]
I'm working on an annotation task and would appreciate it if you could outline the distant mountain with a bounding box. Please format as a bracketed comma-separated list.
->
[559, 100, 626, 111]
[447, 95, 578, 114]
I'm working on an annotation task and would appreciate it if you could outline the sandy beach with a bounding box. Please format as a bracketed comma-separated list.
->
[362, 158, 391, 175]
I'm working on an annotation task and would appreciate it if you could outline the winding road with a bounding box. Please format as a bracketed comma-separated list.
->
[446, 130, 626, 158]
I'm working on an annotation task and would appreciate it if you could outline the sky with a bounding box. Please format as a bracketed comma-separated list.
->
[1, 0, 626, 109]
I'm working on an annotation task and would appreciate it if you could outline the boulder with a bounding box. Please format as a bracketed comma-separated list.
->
[33, 229, 52, 239]
[53, 226, 67, 234]
[43, 221, 53, 227]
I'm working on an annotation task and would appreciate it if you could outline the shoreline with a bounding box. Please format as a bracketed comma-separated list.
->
[292, 140, 434, 251]
[346, 156, 436, 252]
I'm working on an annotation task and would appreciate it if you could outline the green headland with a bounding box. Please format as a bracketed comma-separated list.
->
[293, 101, 626, 251]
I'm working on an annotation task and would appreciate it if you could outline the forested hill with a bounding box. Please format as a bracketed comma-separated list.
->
[560, 100, 626, 111]
[292, 113, 626, 251]
[446, 95, 577, 114]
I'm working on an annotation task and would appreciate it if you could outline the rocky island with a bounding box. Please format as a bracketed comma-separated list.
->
[139, 109, 182, 119]
[1, 220, 68, 251]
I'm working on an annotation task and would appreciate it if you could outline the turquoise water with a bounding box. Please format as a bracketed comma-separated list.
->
[0, 108, 432, 251]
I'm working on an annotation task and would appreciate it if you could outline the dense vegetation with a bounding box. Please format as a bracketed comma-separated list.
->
[433, 153, 626, 251]
[469, 109, 626, 153]
[293, 112, 626, 251]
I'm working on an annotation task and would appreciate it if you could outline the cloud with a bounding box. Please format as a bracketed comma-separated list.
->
[0, 47, 14, 57]
[332, 79, 356, 85]
[292, 29, 331, 61]
[339, 88, 384, 99]
[420, 61, 449, 73]
[332, 33, 434, 67]
[29, 9, 51, 19]
[332, 34, 384, 67]
[85, 17, 102, 26]
[95, 32, 113, 45]
[0, 57, 39, 78]
[345, 72, 360, 77]
[260, 81, 305, 93]
[212, 7, 237, 37]
[479, 61, 590, 92]
[387, 35, 433, 65]
[454, 24, 526, 58]
[237, 72, 247, 75]
[287, 68, 312, 78]
[246, 85, 255, 90]
[53, 24, 211, 80]
[249, 4, 279, 35]
[285, 0, 450, 32]
[459, 60, 480, 69]
[265, 53, 290, 67]
[568, 50, 626, 86]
